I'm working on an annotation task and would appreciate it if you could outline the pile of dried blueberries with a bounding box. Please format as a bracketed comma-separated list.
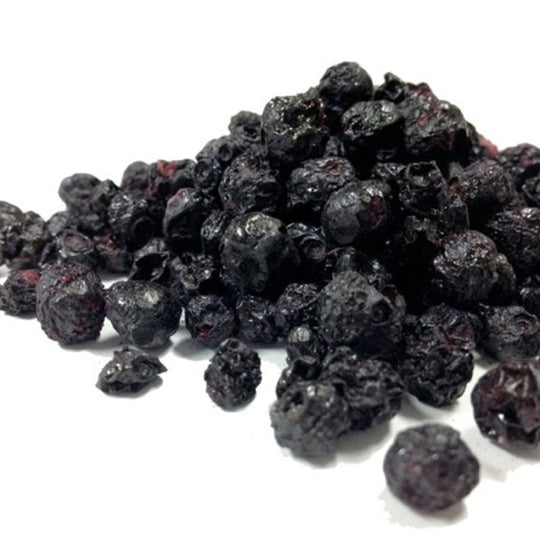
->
[1, 62, 540, 513]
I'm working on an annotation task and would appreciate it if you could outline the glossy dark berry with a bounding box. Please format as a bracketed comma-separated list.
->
[522, 175, 540, 207]
[261, 93, 328, 169]
[36, 262, 105, 344]
[96, 347, 167, 395]
[154, 159, 196, 194]
[204, 338, 261, 409]
[162, 188, 214, 251]
[108, 192, 156, 250]
[121, 161, 151, 192]
[228, 111, 261, 141]
[399, 313, 474, 407]
[318, 61, 373, 130]
[94, 231, 133, 274]
[320, 346, 359, 371]
[276, 356, 322, 398]
[270, 381, 351, 458]
[169, 252, 218, 306]
[185, 295, 236, 348]
[321, 181, 393, 247]
[374, 72, 408, 103]
[399, 94, 471, 162]
[46, 211, 76, 238]
[318, 271, 404, 357]
[286, 325, 326, 363]
[448, 159, 517, 227]
[58, 173, 100, 212]
[342, 100, 404, 165]
[478, 305, 540, 361]
[431, 230, 516, 307]
[519, 275, 540, 318]
[235, 295, 278, 345]
[396, 161, 448, 218]
[200, 210, 234, 260]
[471, 360, 540, 446]
[383, 424, 480, 512]
[485, 207, 540, 277]
[0, 268, 41, 315]
[323, 357, 403, 430]
[220, 213, 299, 296]
[497, 143, 540, 188]
[286, 157, 357, 221]
[106, 281, 180, 349]
[129, 238, 171, 284]
[1, 211, 50, 269]
[286, 223, 327, 280]
[41, 229, 100, 270]
[274, 283, 320, 336]
[219, 146, 280, 215]
[90, 179, 119, 217]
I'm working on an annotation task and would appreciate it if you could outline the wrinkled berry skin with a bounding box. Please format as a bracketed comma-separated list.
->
[286, 157, 357, 221]
[286, 223, 327, 280]
[200, 210, 234, 260]
[431, 230, 516, 307]
[169, 253, 218, 307]
[0, 269, 41, 315]
[318, 271, 404, 357]
[108, 192, 156, 250]
[235, 295, 278, 345]
[399, 94, 471, 162]
[472, 360, 540, 446]
[322, 358, 403, 430]
[374, 72, 408, 103]
[2, 211, 50, 269]
[58, 173, 100, 212]
[286, 326, 326, 363]
[0, 201, 24, 264]
[478, 305, 540, 361]
[342, 100, 404, 165]
[522, 175, 540, 207]
[219, 146, 281, 215]
[448, 159, 517, 227]
[163, 188, 214, 251]
[485, 207, 540, 278]
[396, 161, 448, 218]
[383, 424, 480, 512]
[318, 61, 373, 130]
[185, 295, 236, 348]
[276, 356, 322, 398]
[270, 381, 351, 458]
[497, 143, 540, 188]
[94, 231, 133, 274]
[399, 313, 474, 407]
[129, 238, 171, 284]
[96, 347, 167, 395]
[106, 281, 180, 349]
[519, 275, 540, 318]
[36, 262, 105, 344]
[204, 339, 262, 409]
[41, 230, 101, 270]
[322, 247, 392, 289]
[275, 283, 320, 336]
[228, 110, 261, 140]
[261, 93, 328, 169]
[220, 213, 299, 296]
[321, 181, 393, 247]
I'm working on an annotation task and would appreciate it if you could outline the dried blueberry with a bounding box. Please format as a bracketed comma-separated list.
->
[383, 424, 480, 511]
[97, 347, 167, 394]
[204, 338, 261, 409]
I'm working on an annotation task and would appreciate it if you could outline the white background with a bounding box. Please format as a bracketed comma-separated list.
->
[1, 1, 540, 539]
